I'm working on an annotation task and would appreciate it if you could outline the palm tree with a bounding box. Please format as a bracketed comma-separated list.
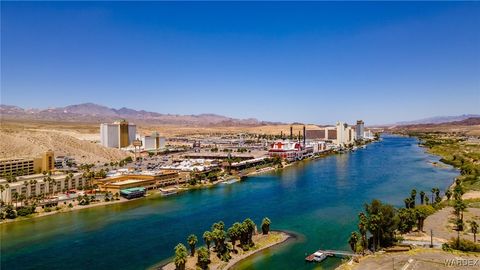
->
[187, 234, 198, 256]
[425, 196, 430, 205]
[454, 200, 467, 221]
[261, 217, 271, 234]
[196, 247, 210, 270]
[173, 243, 188, 270]
[12, 192, 19, 208]
[445, 190, 452, 201]
[358, 212, 368, 252]
[4, 184, 9, 205]
[469, 220, 478, 243]
[227, 223, 242, 251]
[419, 191, 425, 205]
[203, 231, 212, 250]
[348, 232, 358, 252]
[404, 197, 412, 209]
[243, 218, 256, 246]
[410, 189, 417, 207]
[23, 180, 29, 197]
[0, 184, 4, 205]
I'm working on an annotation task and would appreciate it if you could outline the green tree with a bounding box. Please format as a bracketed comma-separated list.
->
[348, 232, 359, 252]
[212, 228, 229, 261]
[454, 199, 467, 221]
[415, 205, 435, 232]
[173, 243, 188, 270]
[358, 212, 368, 251]
[365, 199, 396, 250]
[203, 231, 213, 250]
[410, 189, 417, 207]
[261, 217, 271, 235]
[187, 234, 198, 256]
[397, 208, 416, 234]
[211, 221, 225, 231]
[196, 247, 210, 270]
[419, 191, 426, 205]
[227, 223, 242, 251]
[445, 190, 452, 201]
[242, 218, 256, 247]
[469, 220, 478, 243]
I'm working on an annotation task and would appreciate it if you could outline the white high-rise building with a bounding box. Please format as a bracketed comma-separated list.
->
[335, 122, 356, 146]
[100, 120, 137, 149]
[142, 132, 166, 150]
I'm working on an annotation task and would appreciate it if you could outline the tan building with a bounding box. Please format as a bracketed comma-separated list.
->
[0, 172, 84, 204]
[0, 150, 54, 177]
[96, 170, 186, 193]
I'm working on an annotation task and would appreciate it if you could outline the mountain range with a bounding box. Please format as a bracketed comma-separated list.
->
[0, 103, 278, 126]
[395, 114, 480, 125]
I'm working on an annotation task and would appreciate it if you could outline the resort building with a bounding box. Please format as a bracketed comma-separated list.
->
[268, 140, 304, 161]
[356, 120, 365, 139]
[142, 132, 166, 151]
[0, 150, 54, 177]
[100, 120, 137, 148]
[336, 122, 356, 146]
[95, 170, 186, 193]
[305, 121, 359, 146]
[0, 172, 85, 204]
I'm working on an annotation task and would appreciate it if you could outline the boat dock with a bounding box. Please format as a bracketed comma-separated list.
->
[305, 249, 359, 262]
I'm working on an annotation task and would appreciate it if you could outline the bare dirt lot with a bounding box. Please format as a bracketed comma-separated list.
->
[339, 248, 480, 270]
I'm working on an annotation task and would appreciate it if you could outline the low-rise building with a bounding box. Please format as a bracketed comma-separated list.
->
[0, 172, 85, 204]
[268, 140, 310, 161]
[95, 170, 185, 193]
[0, 150, 54, 177]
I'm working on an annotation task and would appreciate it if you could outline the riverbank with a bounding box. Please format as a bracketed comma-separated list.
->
[412, 132, 480, 194]
[0, 144, 356, 224]
[160, 231, 292, 270]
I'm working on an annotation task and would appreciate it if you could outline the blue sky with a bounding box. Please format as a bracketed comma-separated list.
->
[1, 2, 479, 125]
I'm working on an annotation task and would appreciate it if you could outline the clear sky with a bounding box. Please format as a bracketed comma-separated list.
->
[1, 1, 479, 125]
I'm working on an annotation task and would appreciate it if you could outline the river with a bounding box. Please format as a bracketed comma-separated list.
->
[0, 135, 458, 270]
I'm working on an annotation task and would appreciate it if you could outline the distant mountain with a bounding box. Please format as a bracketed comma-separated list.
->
[396, 114, 480, 125]
[0, 103, 279, 126]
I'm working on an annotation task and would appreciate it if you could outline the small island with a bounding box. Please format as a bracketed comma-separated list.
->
[161, 218, 291, 270]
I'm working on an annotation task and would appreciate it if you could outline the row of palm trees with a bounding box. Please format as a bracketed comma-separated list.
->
[404, 187, 444, 209]
[173, 217, 271, 270]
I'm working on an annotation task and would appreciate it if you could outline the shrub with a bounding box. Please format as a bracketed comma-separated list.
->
[444, 238, 480, 252]
[4, 205, 17, 219]
[16, 206, 35, 217]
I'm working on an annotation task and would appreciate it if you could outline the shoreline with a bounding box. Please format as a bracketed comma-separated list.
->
[1, 141, 375, 224]
[158, 230, 294, 270]
[226, 230, 297, 270]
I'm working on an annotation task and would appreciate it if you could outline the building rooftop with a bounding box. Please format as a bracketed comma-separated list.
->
[110, 179, 144, 186]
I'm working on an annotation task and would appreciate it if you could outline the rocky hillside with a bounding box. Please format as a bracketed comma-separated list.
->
[0, 128, 131, 164]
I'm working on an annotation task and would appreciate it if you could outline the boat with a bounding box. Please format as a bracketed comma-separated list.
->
[222, 178, 240, 184]
[305, 251, 328, 262]
[161, 190, 177, 196]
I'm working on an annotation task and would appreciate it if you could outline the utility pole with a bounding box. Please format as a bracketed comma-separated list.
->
[430, 229, 434, 248]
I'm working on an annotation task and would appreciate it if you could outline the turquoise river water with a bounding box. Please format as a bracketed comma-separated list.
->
[1, 135, 458, 270]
